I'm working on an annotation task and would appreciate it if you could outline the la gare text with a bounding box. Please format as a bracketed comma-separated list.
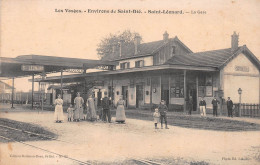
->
[54, 9, 207, 15]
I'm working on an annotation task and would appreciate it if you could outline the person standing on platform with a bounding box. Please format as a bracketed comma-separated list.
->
[115, 95, 126, 123]
[158, 100, 169, 129]
[153, 108, 160, 129]
[54, 94, 64, 123]
[86, 94, 97, 121]
[101, 91, 111, 123]
[199, 97, 207, 117]
[211, 97, 219, 117]
[74, 92, 84, 122]
[67, 104, 74, 122]
[227, 97, 234, 117]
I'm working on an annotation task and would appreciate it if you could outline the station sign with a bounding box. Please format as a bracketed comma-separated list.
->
[21, 65, 44, 72]
[64, 69, 84, 73]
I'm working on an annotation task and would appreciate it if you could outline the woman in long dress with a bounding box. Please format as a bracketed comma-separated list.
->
[74, 92, 84, 122]
[54, 94, 64, 123]
[116, 95, 126, 123]
[86, 94, 97, 121]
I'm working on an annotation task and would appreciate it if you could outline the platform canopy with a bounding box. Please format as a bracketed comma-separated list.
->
[0, 55, 116, 78]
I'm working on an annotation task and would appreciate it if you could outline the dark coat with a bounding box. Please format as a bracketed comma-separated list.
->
[199, 100, 206, 107]
[227, 100, 233, 109]
[158, 104, 168, 116]
[101, 97, 110, 109]
[211, 99, 219, 107]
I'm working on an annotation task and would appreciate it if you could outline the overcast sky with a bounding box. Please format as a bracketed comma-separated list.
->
[1, 0, 260, 92]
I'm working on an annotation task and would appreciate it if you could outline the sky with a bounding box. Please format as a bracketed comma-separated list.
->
[1, 0, 260, 92]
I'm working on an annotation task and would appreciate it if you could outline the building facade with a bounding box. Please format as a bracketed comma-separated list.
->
[39, 32, 260, 112]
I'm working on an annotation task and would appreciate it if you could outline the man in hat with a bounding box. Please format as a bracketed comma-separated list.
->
[158, 100, 169, 129]
[199, 97, 207, 117]
[227, 97, 233, 117]
[101, 91, 111, 123]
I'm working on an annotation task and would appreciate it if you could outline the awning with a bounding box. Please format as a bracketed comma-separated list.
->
[0, 55, 117, 78]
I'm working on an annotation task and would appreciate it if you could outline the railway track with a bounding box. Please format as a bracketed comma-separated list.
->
[0, 124, 79, 145]
[0, 134, 92, 165]
[133, 158, 163, 165]
[0, 124, 163, 165]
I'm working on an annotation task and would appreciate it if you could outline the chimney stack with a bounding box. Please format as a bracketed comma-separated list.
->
[163, 31, 169, 42]
[134, 35, 141, 55]
[231, 31, 239, 53]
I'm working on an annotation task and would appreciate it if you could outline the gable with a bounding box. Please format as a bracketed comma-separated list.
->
[153, 40, 191, 65]
[223, 53, 259, 75]
[102, 37, 192, 62]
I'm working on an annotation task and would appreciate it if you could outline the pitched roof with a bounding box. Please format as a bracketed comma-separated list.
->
[165, 45, 260, 70]
[0, 81, 14, 89]
[102, 37, 192, 61]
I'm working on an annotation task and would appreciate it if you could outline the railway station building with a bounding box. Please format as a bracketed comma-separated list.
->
[38, 32, 260, 112]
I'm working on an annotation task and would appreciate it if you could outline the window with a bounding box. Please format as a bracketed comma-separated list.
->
[170, 74, 184, 98]
[172, 46, 176, 54]
[135, 60, 144, 68]
[198, 74, 213, 97]
[153, 54, 159, 65]
[120, 62, 130, 69]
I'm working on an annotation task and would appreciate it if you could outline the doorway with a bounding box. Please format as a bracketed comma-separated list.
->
[161, 76, 169, 105]
[189, 89, 197, 111]
[97, 90, 102, 106]
[122, 86, 128, 108]
[136, 84, 144, 108]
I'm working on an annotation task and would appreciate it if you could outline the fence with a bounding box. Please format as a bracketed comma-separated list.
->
[239, 103, 260, 118]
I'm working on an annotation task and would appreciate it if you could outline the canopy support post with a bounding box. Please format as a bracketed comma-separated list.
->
[60, 69, 63, 98]
[32, 74, 34, 109]
[11, 77, 15, 109]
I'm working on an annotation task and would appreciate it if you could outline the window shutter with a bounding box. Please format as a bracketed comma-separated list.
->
[140, 60, 144, 67]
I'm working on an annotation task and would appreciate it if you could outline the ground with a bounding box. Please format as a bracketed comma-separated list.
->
[0, 104, 260, 165]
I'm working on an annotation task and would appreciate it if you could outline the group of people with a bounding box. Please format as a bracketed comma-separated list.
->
[53, 91, 127, 123]
[198, 96, 234, 117]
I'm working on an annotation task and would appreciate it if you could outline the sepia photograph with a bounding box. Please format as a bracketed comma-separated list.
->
[0, 0, 260, 164]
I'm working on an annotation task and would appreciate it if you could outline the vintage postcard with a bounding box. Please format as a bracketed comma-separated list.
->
[0, 0, 260, 164]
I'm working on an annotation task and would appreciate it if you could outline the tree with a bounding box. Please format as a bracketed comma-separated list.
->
[96, 30, 142, 59]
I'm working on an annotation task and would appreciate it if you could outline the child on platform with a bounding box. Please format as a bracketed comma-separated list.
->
[67, 104, 74, 122]
[153, 108, 160, 129]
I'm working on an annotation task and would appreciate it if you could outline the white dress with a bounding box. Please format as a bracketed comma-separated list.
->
[54, 98, 64, 121]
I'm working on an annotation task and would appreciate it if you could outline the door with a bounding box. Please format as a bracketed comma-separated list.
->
[161, 90, 169, 105]
[136, 84, 144, 108]
[191, 89, 197, 111]
[161, 76, 169, 105]
[122, 86, 128, 108]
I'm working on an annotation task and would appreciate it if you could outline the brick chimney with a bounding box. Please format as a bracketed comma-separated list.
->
[163, 31, 169, 42]
[231, 31, 239, 53]
[134, 35, 141, 55]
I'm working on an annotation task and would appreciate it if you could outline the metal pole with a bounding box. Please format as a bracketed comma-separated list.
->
[111, 76, 114, 108]
[239, 94, 241, 117]
[11, 77, 15, 109]
[150, 77, 152, 111]
[41, 83, 44, 112]
[183, 70, 187, 113]
[60, 69, 63, 98]
[38, 81, 40, 114]
[32, 74, 34, 109]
